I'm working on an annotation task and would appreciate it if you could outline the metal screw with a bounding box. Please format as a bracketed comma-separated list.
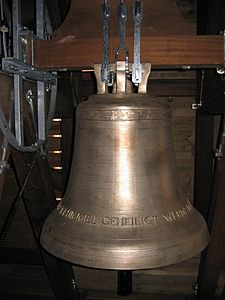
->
[192, 103, 202, 110]
[26, 90, 34, 103]
[0, 161, 10, 174]
[217, 67, 225, 75]
[181, 65, 191, 70]
[71, 278, 77, 290]
[194, 283, 199, 296]
[21, 37, 28, 45]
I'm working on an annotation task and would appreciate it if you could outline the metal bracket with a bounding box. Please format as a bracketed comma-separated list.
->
[192, 103, 202, 110]
[2, 58, 57, 84]
[0, 0, 57, 152]
[95, 62, 151, 95]
[0, 161, 10, 174]
[116, 61, 126, 93]
[215, 31, 225, 75]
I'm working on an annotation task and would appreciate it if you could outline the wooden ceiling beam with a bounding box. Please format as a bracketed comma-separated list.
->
[34, 35, 223, 70]
[34, 0, 223, 70]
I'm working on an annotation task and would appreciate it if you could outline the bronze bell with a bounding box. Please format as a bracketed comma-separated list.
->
[41, 63, 209, 270]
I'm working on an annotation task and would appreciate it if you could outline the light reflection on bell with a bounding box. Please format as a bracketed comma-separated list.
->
[41, 64, 209, 270]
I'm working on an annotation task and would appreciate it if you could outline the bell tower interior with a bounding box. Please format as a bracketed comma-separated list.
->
[0, 1, 225, 299]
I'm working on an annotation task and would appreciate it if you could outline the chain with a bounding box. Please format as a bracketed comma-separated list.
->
[101, 0, 111, 83]
[115, 0, 129, 72]
[132, 0, 143, 84]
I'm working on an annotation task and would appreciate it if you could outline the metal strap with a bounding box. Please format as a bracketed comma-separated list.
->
[132, 0, 143, 85]
[101, 0, 111, 83]
[115, 0, 129, 72]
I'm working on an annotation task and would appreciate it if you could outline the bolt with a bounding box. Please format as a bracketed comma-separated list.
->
[21, 37, 28, 45]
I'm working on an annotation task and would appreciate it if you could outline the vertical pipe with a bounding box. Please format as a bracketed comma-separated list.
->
[117, 270, 132, 296]
[36, 0, 46, 142]
[13, 0, 23, 146]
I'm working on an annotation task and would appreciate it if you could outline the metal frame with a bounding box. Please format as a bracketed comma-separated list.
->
[0, 0, 57, 152]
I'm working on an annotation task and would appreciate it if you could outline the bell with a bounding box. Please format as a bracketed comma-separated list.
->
[41, 63, 209, 270]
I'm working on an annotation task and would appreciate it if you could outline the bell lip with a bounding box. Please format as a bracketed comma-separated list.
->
[40, 227, 209, 271]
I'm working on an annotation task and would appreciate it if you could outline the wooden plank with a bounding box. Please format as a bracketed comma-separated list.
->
[193, 114, 214, 217]
[149, 79, 196, 96]
[0, 73, 13, 201]
[35, 35, 224, 69]
[197, 138, 225, 299]
[53, 0, 195, 39]
[0, 248, 42, 265]
[82, 70, 196, 81]
[196, 4, 225, 290]
[85, 290, 186, 300]
[0, 293, 54, 300]
[74, 257, 199, 295]
[54, 74, 75, 118]
[150, 70, 196, 80]
[61, 117, 74, 192]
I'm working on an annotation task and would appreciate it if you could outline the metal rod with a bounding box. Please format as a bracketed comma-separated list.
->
[12, 0, 23, 145]
[14, 74, 23, 145]
[117, 270, 133, 296]
[36, 0, 46, 142]
[12, 0, 21, 59]
[37, 81, 46, 142]
[36, 0, 45, 39]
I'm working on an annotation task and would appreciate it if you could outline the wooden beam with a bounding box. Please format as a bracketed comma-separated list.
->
[85, 290, 186, 300]
[35, 35, 224, 69]
[0, 247, 42, 265]
[0, 73, 13, 200]
[193, 114, 214, 218]
[197, 139, 225, 299]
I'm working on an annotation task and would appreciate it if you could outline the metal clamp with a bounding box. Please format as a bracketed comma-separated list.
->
[2, 58, 57, 84]
[192, 103, 202, 110]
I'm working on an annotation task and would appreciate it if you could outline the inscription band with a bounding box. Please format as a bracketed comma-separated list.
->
[78, 109, 170, 121]
[57, 199, 193, 226]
